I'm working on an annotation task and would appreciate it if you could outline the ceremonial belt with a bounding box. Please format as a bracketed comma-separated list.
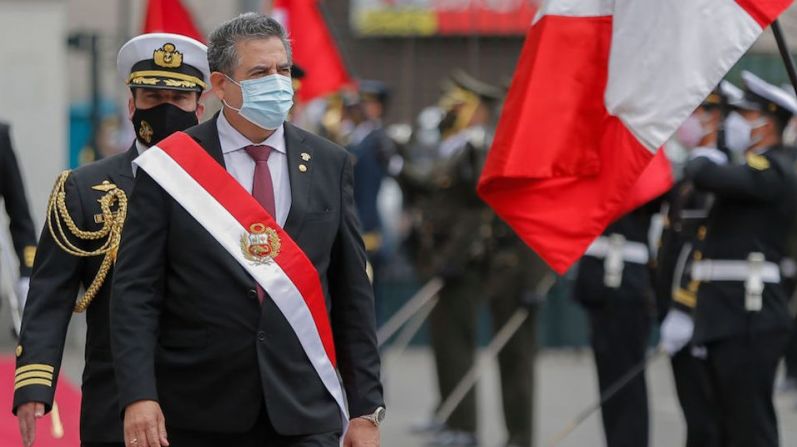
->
[134, 132, 349, 431]
[584, 236, 649, 264]
[691, 259, 781, 283]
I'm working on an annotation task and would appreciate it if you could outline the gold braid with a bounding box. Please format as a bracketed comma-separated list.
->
[46, 171, 128, 313]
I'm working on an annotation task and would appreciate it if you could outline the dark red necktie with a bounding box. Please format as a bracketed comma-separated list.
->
[244, 145, 276, 303]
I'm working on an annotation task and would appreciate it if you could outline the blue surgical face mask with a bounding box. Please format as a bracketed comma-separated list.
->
[224, 74, 294, 130]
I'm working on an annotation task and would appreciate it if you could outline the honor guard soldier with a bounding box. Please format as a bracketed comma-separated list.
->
[404, 70, 545, 447]
[12, 33, 208, 447]
[344, 81, 395, 298]
[656, 81, 743, 447]
[0, 122, 37, 313]
[573, 202, 658, 447]
[683, 71, 797, 447]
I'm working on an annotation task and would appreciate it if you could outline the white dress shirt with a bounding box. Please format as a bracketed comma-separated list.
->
[133, 140, 147, 177]
[217, 110, 292, 227]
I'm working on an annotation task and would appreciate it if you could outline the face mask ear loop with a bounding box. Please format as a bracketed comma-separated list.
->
[222, 74, 244, 113]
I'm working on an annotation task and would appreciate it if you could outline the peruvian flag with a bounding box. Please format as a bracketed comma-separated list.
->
[478, 0, 792, 274]
[272, 0, 353, 101]
[143, 0, 205, 43]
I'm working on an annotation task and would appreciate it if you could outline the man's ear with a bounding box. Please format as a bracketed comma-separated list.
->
[128, 95, 135, 120]
[210, 72, 227, 101]
[195, 102, 206, 120]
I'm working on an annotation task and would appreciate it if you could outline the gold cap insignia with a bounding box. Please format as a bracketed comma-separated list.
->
[15, 345, 23, 357]
[300, 152, 311, 161]
[153, 43, 183, 69]
[299, 164, 308, 173]
[241, 223, 281, 265]
[139, 120, 154, 144]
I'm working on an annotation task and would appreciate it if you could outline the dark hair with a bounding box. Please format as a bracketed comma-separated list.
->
[207, 13, 292, 75]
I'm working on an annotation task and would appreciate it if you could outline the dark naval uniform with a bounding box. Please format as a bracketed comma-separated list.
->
[687, 147, 797, 446]
[573, 206, 656, 447]
[13, 148, 135, 445]
[655, 176, 721, 447]
[0, 122, 37, 280]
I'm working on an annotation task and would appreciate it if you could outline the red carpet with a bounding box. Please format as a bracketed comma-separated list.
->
[0, 356, 81, 446]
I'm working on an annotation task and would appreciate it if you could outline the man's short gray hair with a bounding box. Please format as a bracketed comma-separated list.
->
[207, 12, 292, 74]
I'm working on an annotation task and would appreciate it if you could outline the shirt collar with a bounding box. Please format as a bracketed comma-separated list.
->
[217, 108, 287, 155]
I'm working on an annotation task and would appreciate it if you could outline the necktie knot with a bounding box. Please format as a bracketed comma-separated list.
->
[245, 145, 272, 163]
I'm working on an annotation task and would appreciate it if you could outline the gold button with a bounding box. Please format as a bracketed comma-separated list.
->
[697, 226, 707, 240]
[15, 345, 23, 358]
[299, 164, 308, 173]
[300, 152, 311, 161]
[693, 251, 703, 260]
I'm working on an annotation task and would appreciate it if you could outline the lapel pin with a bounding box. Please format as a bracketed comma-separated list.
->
[299, 164, 308, 173]
[300, 152, 311, 162]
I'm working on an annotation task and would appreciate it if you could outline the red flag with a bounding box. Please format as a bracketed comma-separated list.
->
[272, 0, 353, 101]
[143, 0, 204, 43]
[477, 0, 791, 274]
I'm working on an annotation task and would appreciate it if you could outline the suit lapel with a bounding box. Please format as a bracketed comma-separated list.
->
[282, 123, 314, 237]
[186, 112, 226, 168]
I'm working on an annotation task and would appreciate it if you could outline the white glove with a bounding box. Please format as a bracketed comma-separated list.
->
[660, 309, 694, 355]
[15, 277, 30, 311]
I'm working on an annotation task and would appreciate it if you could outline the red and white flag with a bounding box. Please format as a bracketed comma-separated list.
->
[478, 0, 792, 274]
[143, 0, 205, 43]
[272, 0, 353, 101]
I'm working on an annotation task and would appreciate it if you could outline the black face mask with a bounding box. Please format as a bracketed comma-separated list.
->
[132, 102, 199, 147]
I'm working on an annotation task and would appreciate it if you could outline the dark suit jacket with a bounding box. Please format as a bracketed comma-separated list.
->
[0, 122, 37, 276]
[689, 147, 797, 344]
[111, 114, 384, 436]
[13, 148, 136, 443]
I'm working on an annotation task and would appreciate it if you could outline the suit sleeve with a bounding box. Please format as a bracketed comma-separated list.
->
[328, 155, 385, 418]
[110, 170, 169, 412]
[13, 174, 85, 413]
[687, 156, 784, 202]
[0, 126, 37, 276]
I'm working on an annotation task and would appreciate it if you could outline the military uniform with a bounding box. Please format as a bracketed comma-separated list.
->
[655, 177, 722, 447]
[0, 122, 37, 297]
[14, 150, 135, 444]
[404, 70, 544, 447]
[574, 205, 657, 447]
[12, 33, 209, 446]
[654, 84, 744, 447]
[685, 71, 797, 447]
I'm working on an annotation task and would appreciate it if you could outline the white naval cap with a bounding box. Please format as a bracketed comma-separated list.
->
[731, 71, 797, 116]
[702, 80, 743, 107]
[117, 33, 209, 93]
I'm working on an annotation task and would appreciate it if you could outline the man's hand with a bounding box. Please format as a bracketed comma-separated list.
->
[660, 309, 694, 355]
[17, 401, 44, 447]
[124, 400, 169, 447]
[343, 417, 380, 447]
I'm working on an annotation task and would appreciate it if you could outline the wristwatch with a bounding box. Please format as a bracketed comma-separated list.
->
[358, 406, 386, 427]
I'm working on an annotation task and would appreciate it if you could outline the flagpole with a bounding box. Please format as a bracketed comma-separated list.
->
[772, 19, 797, 96]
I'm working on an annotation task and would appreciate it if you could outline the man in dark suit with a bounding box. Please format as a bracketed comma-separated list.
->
[0, 122, 37, 312]
[110, 13, 384, 447]
[684, 71, 797, 447]
[13, 33, 208, 447]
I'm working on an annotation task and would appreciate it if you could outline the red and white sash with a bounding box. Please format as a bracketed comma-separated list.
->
[135, 131, 349, 430]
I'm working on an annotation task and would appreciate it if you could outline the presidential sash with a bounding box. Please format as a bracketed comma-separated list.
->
[134, 131, 349, 430]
